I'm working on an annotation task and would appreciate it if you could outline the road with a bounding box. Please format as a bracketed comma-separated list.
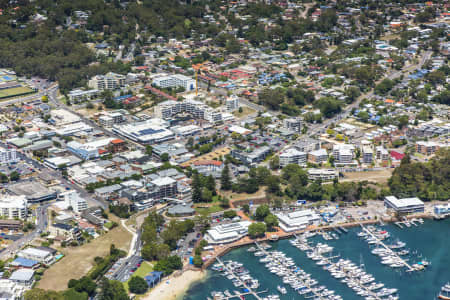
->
[0, 83, 58, 108]
[0, 203, 49, 260]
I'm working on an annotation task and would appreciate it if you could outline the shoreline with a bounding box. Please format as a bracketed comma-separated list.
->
[142, 269, 207, 300]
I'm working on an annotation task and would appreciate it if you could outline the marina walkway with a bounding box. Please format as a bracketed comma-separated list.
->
[360, 225, 416, 272]
[215, 256, 266, 300]
[254, 242, 328, 300]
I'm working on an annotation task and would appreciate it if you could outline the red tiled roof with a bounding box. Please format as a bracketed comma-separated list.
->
[111, 139, 125, 144]
[390, 151, 405, 160]
[193, 160, 223, 167]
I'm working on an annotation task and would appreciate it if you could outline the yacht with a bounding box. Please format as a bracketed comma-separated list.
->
[438, 283, 450, 300]
[277, 285, 287, 294]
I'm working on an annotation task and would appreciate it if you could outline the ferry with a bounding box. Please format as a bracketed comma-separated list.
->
[438, 283, 450, 300]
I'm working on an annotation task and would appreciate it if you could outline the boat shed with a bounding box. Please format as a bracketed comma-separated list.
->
[384, 196, 424, 214]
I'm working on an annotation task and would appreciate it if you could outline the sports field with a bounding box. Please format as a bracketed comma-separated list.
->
[0, 86, 34, 99]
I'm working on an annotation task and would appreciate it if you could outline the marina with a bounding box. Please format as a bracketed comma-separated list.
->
[184, 218, 450, 300]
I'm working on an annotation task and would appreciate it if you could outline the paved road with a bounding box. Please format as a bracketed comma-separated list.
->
[0, 84, 58, 108]
[0, 203, 49, 260]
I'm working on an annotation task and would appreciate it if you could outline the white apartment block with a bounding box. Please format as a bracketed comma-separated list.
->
[284, 117, 303, 132]
[333, 144, 355, 163]
[0, 147, 18, 165]
[155, 99, 223, 123]
[153, 74, 195, 91]
[88, 72, 126, 90]
[68, 89, 100, 102]
[280, 148, 307, 167]
[59, 190, 88, 213]
[307, 169, 338, 181]
[226, 96, 240, 111]
[0, 195, 28, 219]
[376, 146, 389, 161]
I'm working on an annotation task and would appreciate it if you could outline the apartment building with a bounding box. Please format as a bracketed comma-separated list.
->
[333, 144, 355, 164]
[307, 169, 338, 181]
[283, 117, 303, 133]
[153, 74, 195, 91]
[88, 72, 126, 90]
[59, 190, 88, 213]
[68, 89, 100, 102]
[362, 146, 373, 164]
[0, 147, 18, 165]
[226, 96, 239, 111]
[308, 148, 328, 164]
[279, 148, 307, 167]
[0, 195, 27, 219]
[154, 99, 224, 123]
[415, 141, 442, 156]
[376, 146, 390, 161]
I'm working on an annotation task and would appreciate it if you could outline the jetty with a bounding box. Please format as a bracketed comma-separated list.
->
[215, 257, 266, 300]
[360, 225, 416, 272]
[254, 242, 329, 300]
[338, 226, 348, 233]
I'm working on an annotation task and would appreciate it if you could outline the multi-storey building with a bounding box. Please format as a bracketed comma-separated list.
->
[153, 74, 195, 91]
[154, 99, 223, 123]
[283, 117, 303, 133]
[0, 147, 18, 165]
[333, 144, 355, 164]
[415, 141, 443, 156]
[376, 146, 389, 161]
[88, 72, 126, 90]
[279, 148, 307, 167]
[362, 146, 373, 164]
[0, 195, 27, 219]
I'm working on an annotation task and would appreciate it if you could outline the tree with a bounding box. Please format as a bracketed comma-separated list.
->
[192, 172, 202, 203]
[128, 276, 148, 294]
[255, 204, 270, 221]
[397, 115, 409, 129]
[248, 222, 267, 238]
[63, 289, 88, 300]
[258, 88, 285, 110]
[160, 153, 169, 162]
[193, 255, 203, 267]
[264, 214, 278, 231]
[219, 196, 230, 208]
[223, 210, 237, 219]
[220, 163, 232, 190]
[242, 204, 250, 214]
[270, 155, 280, 170]
[314, 97, 342, 118]
[98, 278, 129, 300]
[24, 289, 64, 300]
[9, 171, 20, 181]
[145, 145, 153, 156]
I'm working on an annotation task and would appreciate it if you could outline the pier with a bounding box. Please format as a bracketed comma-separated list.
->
[254, 242, 329, 300]
[215, 257, 266, 300]
[338, 226, 348, 233]
[360, 225, 416, 272]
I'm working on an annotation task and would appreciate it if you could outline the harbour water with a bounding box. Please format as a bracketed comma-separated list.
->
[183, 218, 450, 300]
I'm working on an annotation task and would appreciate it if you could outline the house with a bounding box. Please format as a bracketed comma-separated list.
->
[17, 247, 54, 265]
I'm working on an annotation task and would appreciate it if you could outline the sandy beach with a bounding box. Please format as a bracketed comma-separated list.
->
[142, 270, 206, 300]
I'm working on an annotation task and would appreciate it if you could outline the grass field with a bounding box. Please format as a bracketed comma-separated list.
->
[342, 169, 393, 184]
[124, 261, 154, 292]
[0, 86, 34, 99]
[233, 106, 256, 118]
[38, 221, 132, 291]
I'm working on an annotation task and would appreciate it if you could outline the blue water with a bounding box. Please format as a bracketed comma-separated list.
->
[183, 219, 450, 300]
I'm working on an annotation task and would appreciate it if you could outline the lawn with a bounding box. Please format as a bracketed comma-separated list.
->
[0, 86, 34, 99]
[233, 106, 256, 118]
[194, 204, 223, 215]
[123, 261, 153, 292]
[38, 221, 132, 291]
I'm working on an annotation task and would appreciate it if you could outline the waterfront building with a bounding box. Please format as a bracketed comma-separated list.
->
[276, 209, 321, 232]
[384, 196, 424, 214]
[434, 203, 450, 216]
[205, 221, 252, 244]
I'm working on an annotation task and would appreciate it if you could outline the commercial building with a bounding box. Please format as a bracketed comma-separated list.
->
[0, 195, 27, 219]
[205, 221, 252, 244]
[0, 219, 22, 230]
[67, 138, 115, 160]
[307, 169, 338, 181]
[88, 72, 126, 90]
[17, 247, 54, 265]
[8, 180, 57, 203]
[279, 148, 307, 167]
[434, 203, 450, 217]
[172, 124, 202, 137]
[384, 196, 424, 214]
[0, 147, 18, 165]
[231, 146, 271, 166]
[294, 138, 321, 153]
[99, 112, 125, 127]
[276, 209, 321, 232]
[68, 89, 100, 102]
[283, 117, 302, 133]
[153, 74, 195, 91]
[112, 119, 174, 144]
